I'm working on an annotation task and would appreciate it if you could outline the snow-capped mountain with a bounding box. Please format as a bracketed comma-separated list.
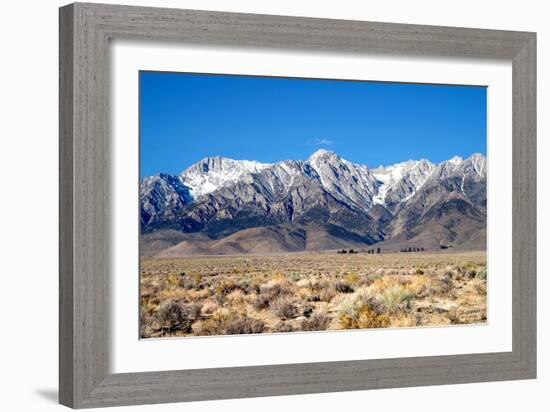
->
[140, 174, 192, 226]
[371, 159, 436, 207]
[140, 150, 487, 251]
[181, 156, 270, 198]
[177, 150, 381, 209]
[307, 149, 379, 210]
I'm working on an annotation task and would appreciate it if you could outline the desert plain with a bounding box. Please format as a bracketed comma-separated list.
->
[140, 250, 487, 338]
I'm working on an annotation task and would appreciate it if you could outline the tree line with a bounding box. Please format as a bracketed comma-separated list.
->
[400, 246, 425, 252]
[336, 246, 427, 254]
[337, 247, 381, 254]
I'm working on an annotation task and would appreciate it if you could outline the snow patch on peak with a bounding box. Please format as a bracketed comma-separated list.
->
[308, 149, 338, 161]
[449, 156, 463, 165]
[468, 153, 486, 177]
[140, 173, 192, 226]
[181, 156, 270, 198]
[144, 151, 483, 215]
[306, 149, 377, 209]
[371, 159, 436, 205]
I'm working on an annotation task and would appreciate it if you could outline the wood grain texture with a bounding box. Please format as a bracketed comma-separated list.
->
[59, 4, 74, 406]
[59, 2, 537, 408]
[512, 35, 537, 374]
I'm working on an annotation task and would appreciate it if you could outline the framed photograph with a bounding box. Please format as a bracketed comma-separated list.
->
[59, 2, 536, 408]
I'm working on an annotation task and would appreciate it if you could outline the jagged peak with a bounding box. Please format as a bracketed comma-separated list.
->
[308, 149, 339, 161]
[141, 172, 180, 184]
[181, 155, 269, 176]
[448, 155, 464, 165]
[141, 150, 487, 231]
[147, 150, 484, 203]
[439, 153, 486, 170]
[467, 152, 485, 161]
[465, 153, 486, 177]
[372, 158, 434, 176]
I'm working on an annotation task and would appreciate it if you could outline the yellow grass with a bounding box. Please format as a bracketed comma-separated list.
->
[140, 251, 487, 338]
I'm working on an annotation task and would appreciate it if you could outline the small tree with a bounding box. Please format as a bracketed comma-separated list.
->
[376, 247, 381, 254]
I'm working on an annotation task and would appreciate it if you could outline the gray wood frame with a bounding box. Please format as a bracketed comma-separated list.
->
[59, 2, 536, 408]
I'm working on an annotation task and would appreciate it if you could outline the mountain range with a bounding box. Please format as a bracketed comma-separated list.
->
[140, 149, 486, 256]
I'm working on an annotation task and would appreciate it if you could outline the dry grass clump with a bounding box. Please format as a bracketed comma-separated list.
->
[301, 312, 332, 331]
[193, 309, 265, 335]
[344, 272, 361, 285]
[336, 287, 389, 329]
[335, 281, 354, 294]
[140, 251, 487, 337]
[215, 279, 239, 296]
[427, 274, 454, 296]
[390, 312, 418, 327]
[319, 287, 337, 302]
[200, 299, 219, 316]
[302, 278, 337, 302]
[179, 272, 205, 290]
[339, 305, 391, 329]
[151, 298, 201, 334]
[379, 285, 413, 312]
[476, 268, 488, 280]
[474, 282, 487, 295]
[273, 321, 295, 333]
[252, 280, 294, 310]
[270, 295, 301, 319]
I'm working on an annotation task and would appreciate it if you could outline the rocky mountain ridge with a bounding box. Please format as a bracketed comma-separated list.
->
[140, 150, 487, 255]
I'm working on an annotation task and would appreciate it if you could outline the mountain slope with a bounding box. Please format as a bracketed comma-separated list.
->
[156, 223, 376, 256]
[140, 150, 487, 254]
[181, 156, 270, 198]
[140, 174, 192, 228]
[371, 158, 436, 208]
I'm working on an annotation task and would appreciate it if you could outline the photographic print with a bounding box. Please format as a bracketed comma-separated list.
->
[139, 72, 487, 339]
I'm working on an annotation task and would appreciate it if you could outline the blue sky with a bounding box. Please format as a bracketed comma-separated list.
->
[140, 71, 486, 177]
